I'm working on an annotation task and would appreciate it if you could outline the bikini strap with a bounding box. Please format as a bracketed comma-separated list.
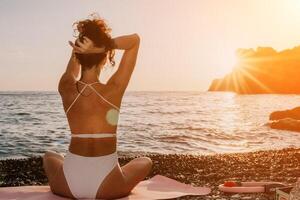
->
[71, 133, 116, 138]
[87, 85, 120, 111]
[65, 84, 88, 114]
[77, 80, 99, 86]
[65, 80, 120, 114]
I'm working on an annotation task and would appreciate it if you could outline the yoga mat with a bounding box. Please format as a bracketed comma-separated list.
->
[0, 175, 211, 200]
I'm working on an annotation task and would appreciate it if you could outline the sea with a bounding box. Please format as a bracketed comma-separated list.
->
[1, 91, 300, 159]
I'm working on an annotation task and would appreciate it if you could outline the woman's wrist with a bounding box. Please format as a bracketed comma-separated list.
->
[91, 47, 106, 54]
[106, 38, 117, 51]
[71, 50, 77, 59]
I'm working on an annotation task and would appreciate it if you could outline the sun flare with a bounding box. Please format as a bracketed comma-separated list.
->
[216, 50, 238, 76]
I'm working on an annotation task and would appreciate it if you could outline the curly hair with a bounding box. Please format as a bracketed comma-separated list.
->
[73, 14, 115, 70]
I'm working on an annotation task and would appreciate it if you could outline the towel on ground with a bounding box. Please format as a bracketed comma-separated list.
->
[0, 175, 211, 200]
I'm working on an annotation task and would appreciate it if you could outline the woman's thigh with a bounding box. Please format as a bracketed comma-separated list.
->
[96, 163, 128, 199]
[96, 157, 152, 199]
[121, 157, 153, 189]
[43, 150, 64, 161]
[43, 152, 74, 198]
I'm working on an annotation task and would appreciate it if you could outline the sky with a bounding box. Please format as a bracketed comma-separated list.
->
[1, 0, 300, 91]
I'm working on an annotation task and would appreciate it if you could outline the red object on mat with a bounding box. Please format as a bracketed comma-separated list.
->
[223, 181, 238, 187]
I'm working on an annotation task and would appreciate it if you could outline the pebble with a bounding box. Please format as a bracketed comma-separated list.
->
[231, 194, 240, 199]
[241, 197, 252, 200]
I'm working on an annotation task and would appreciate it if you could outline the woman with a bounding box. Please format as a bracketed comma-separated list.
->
[42, 16, 153, 199]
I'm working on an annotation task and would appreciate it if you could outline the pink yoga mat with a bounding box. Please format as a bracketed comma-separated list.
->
[0, 175, 210, 200]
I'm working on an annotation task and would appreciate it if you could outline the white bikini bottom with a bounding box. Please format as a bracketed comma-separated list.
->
[63, 150, 118, 199]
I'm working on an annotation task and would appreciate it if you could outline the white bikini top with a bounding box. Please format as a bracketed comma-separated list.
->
[65, 80, 120, 139]
[71, 133, 116, 138]
[65, 80, 120, 114]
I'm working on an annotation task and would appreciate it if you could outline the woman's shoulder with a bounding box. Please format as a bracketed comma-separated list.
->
[91, 82, 123, 108]
[58, 73, 76, 95]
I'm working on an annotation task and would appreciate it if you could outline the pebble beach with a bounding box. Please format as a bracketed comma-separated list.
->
[1, 148, 300, 199]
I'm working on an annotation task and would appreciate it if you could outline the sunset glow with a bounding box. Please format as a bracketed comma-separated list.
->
[1, 0, 300, 91]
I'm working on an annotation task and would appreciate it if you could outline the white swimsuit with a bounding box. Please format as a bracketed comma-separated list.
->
[62, 80, 120, 199]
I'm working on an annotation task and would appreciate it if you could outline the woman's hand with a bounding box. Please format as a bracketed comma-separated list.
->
[68, 36, 105, 54]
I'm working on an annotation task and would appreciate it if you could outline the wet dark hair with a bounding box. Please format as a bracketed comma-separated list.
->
[73, 15, 115, 70]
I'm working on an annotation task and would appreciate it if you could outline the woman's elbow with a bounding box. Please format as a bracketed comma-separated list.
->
[133, 33, 140, 44]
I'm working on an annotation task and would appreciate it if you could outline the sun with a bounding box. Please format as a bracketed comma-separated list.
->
[216, 50, 238, 77]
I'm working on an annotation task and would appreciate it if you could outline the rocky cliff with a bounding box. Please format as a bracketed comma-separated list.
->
[208, 46, 300, 94]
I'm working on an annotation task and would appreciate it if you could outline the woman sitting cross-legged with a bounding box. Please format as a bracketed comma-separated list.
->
[42, 16, 152, 199]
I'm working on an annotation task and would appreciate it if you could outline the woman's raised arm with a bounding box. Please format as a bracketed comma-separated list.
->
[107, 34, 140, 93]
[58, 51, 80, 93]
[58, 38, 105, 93]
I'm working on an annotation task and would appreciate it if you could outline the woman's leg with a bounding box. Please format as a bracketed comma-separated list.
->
[43, 150, 64, 161]
[121, 157, 153, 190]
[42, 151, 74, 198]
[97, 156, 153, 199]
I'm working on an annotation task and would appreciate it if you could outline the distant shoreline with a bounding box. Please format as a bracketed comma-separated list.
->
[0, 147, 297, 160]
[0, 90, 207, 93]
[1, 148, 299, 200]
[2, 90, 300, 95]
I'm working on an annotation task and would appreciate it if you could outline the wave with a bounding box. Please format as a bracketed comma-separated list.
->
[15, 112, 30, 116]
[147, 110, 187, 115]
[2, 92, 300, 158]
[158, 135, 196, 140]
[172, 126, 204, 131]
